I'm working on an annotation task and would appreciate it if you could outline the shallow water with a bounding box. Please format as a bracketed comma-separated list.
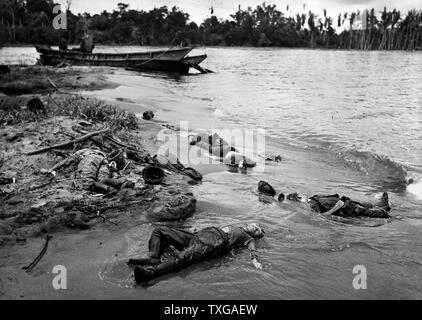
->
[1, 46, 421, 299]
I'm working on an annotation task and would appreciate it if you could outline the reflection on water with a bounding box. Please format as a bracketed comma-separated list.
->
[1, 46, 421, 299]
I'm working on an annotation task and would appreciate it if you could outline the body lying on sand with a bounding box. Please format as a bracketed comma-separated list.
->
[128, 223, 265, 284]
[46, 147, 134, 193]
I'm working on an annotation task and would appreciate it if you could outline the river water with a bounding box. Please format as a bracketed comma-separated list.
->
[1, 46, 421, 299]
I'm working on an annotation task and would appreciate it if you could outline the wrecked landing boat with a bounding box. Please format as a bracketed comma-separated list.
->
[35, 45, 193, 68]
[36, 45, 211, 74]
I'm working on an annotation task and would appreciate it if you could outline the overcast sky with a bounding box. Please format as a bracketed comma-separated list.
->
[61, 0, 422, 23]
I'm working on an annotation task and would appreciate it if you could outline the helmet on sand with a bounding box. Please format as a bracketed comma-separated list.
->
[142, 166, 164, 185]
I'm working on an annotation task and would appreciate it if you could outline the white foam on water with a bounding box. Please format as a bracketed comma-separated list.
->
[407, 179, 422, 201]
[212, 107, 225, 118]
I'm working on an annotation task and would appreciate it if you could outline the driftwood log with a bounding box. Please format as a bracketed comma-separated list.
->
[26, 129, 110, 155]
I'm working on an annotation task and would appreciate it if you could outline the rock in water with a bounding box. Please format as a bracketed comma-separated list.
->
[150, 193, 196, 220]
[278, 193, 285, 202]
[258, 181, 276, 197]
[142, 110, 154, 120]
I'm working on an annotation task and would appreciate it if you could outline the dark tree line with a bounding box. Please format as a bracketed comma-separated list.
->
[1, 1, 421, 50]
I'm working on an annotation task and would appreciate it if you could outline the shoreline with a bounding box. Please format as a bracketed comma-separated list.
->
[0, 65, 202, 234]
[0, 65, 199, 243]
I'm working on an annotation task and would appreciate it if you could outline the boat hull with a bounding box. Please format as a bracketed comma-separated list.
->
[36, 45, 192, 67]
[126, 60, 191, 74]
[181, 54, 207, 66]
[126, 55, 208, 74]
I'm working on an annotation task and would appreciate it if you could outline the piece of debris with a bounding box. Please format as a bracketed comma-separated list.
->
[161, 123, 176, 130]
[22, 234, 52, 273]
[260, 154, 282, 162]
[153, 153, 202, 181]
[182, 167, 202, 181]
[96, 211, 117, 225]
[150, 193, 196, 220]
[47, 78, 59, 91]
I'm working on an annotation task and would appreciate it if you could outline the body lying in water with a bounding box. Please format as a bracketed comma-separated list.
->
[307, 193, 391, 218]
[285, 192, 391, 218]
[258, 181, 391, 218]
[128, 223, 265, 284]
[189, 131, 256, 168]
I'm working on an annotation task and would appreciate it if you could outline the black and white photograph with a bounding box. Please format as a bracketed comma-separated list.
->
[0, 0, 421, 304]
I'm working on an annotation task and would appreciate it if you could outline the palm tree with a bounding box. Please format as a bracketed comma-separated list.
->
[349, 12, 356, 49]
[307, 11, 316, 48]
[389, 9, 400, 49]
[0, 0, 17, 42]
[378, 7, 391, 50]
[367, 8, 377, 49]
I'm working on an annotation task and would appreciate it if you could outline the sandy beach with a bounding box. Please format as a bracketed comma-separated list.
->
[0, 65, 206, 299]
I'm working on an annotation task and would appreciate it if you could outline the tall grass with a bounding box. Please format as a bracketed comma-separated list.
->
[0, 95, 139, 130]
